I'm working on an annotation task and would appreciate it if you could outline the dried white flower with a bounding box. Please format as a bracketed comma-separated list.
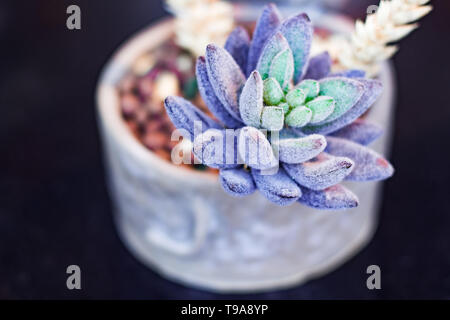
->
[320, 0, 432, 76]
[166, 0, 234, 57]
[154, 71, 180, 102]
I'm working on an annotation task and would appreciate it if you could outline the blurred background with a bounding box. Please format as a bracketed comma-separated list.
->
[1, 0, 450, 299]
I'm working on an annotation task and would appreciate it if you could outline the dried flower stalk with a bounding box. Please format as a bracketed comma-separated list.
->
[330, 0, 432, 76]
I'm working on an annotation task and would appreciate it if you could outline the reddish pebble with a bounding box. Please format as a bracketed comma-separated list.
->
[144, 119, 163, 133]
[126, 120, 140, 138]
[134, 108, 149, 126]
[143, 131, 167, 150]
[154, 149, 171, 162]
[146, 101, 164, 115]
[121, 93, 140, 117]
[119, 75, 137, 93]
[138, 77, 154, 98]
[167, 139, 178, 149]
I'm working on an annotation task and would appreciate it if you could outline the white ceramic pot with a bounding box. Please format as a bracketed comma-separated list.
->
[96, 17, 396, 293]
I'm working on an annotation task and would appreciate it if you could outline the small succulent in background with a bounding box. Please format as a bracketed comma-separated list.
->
[166, 0, 234, 57]
[164, 4, 394, 209]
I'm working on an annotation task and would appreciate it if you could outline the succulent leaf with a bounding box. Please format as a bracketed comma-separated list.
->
[286, 88, 306, 108]
[295, 79, 320, 100]
[263, 77, 285, 105]
[303, 51, 332, 80]
[273, 134, 326, 163]
[268, 48, 294, 90]
[238, 126, 278, 170]
[247, 3, 282, 76]
[196, 57, 243, 128]
[330, 69, 366, 79]
[261, 106, 284, 131]
[303, 79, 382, 135]
[279, 127, 305, 140]
[193, 129, 239, 169]
[285, 106, 312, 128]
[252, 167, 302, 206]
[205, 44, 246, 121]
[239, 71, 264, 128]
[283, 154, 354, 190]
[256, 32, 290, 80]
[326, 136, 394, 181]
[315, 77, 365, 123]
[279, 102, 290, 114]
[330, 119, 383, 145]
[298, 184, 359, 210]
[306, 96, 336, 124]
[164, 96, 220, 140]
[225, 26, 251, 74]
[279, 13, 313, 83]
[219, 167, 256, 196]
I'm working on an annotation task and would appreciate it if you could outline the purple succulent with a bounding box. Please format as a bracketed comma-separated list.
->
[164, 4, 394, 209]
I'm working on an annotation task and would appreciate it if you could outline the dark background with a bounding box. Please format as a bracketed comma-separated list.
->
[1, 0, 449, 299]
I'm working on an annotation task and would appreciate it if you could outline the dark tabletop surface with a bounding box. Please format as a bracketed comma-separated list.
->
[1, 0, 450, 299]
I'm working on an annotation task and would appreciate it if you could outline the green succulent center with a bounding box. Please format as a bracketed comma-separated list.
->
[261, 77, 336, 130]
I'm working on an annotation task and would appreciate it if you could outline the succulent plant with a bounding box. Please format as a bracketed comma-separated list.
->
[164, 4, 394, 209]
